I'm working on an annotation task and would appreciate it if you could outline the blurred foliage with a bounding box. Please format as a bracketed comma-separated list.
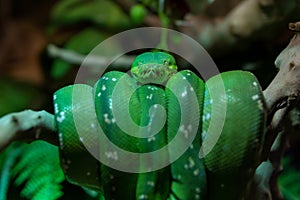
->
[279, 156, 300, 200]
[10, 141, 64, 200]
[49, 0, 131, 31]
[0, 141, 64, 200]
[51, 28, 108, 79]
[130, 4, 147, 25]
[0, 80, 43, 116]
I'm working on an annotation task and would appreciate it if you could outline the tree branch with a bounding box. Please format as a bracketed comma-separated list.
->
[183, 0, 300, 56]
[0, 110, 58, 151]
[254, 21, 300, 200]
[47, 44, 134, 71]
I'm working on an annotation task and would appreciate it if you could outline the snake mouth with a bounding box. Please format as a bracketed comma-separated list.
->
[132, 63, 177, 84]
[141, 66, 165, 77]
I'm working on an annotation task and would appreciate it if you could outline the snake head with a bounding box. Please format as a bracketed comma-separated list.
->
[131, 52, 178, 84]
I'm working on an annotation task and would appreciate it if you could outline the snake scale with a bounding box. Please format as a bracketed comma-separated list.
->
[53, 52, 266, 200]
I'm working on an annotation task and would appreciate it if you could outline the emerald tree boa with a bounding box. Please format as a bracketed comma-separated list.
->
[53, 52, 266, 200]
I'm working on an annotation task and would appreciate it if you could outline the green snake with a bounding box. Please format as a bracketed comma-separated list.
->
[53, 52, 266, 199]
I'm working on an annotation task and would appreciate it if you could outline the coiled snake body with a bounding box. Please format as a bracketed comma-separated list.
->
[54, 52, 266, 200]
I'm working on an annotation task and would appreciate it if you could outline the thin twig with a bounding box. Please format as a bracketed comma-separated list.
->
[47, 44, 134, 70]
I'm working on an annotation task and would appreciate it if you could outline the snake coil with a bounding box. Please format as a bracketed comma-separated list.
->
[54, 52, 266, 200]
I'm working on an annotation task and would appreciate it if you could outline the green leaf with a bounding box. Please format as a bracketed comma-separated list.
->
[50, 28, 107, 79]
[0, 143, 22, 200]
[11, 141, 65, 200]
[51, 59, 71, 79]
[279, 157, 300, 200]
[130, 4, 147, 25]
[0, 80, 41, 116]
[51, 0, 130, 29]
[65, 28, 107, 54]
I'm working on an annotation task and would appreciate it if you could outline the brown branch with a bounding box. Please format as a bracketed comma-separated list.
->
[251, 161, 273, 200]
[182, 0, 300, 56]
[264, 32, 300, 116]
[269, 130, 288, 200]
[257, 22, 300, 200]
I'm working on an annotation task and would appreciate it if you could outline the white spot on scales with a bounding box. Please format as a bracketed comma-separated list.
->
[58, 132, 64, 149]
[147, 181, 155, 187]
[193, 169, 200, 176]
[147, 86, 157, 91]
[138, 194, 149, 199]
[188, 157, 195, 168]
[105, 151, 118, 160]
[146, 94, 153, 100]
[202, 113, 211, 121]
[202, 130, 207, 140]
[56, 111, 65, 123]
[54, 103, 59, 114]
[103, 113, 111, 124]
[109, 98, 112, 109]
[187, 124, 192, 132]
[252, 94, 259, 101]
[179, 124, 190, 138]
[147, 136, 156, 142]
[184, 157, 196, 170]
[181, 89, 187, 97]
